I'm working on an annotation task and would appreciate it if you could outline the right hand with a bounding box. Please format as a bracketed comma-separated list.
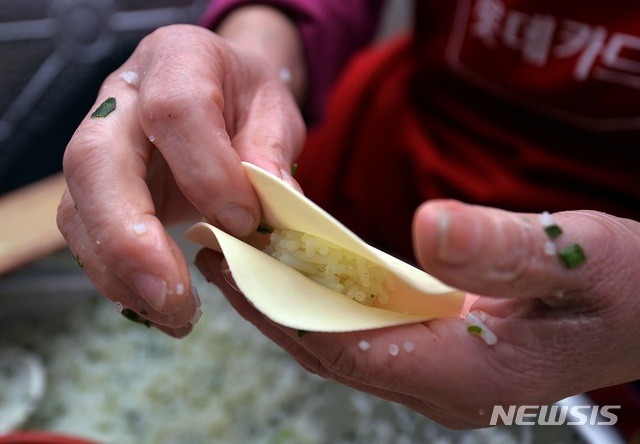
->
[57, 23, 305, 337]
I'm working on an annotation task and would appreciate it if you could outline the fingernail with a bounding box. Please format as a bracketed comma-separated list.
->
[188, 287, 203, 324]
[132, 273, 167, 311]
[157, 323, 193, 339]
[221, 261, 240, 292]
[437, 208, 482, 265]
[190, 308, 203, 325]
[279, 167, 300, 191]
[217, 205, 255, 237]
[191, 286, 202, 309]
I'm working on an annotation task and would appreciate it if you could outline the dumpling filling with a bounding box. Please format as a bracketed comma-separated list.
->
[264, 229, 395, 305]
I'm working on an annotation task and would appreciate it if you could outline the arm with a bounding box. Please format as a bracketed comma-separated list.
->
[212, 5, 308, 105]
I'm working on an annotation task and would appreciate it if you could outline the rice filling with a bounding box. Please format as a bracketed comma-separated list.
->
[263, 229, 395, 305]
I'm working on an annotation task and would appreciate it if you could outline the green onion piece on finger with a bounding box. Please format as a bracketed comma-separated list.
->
[91, 97, 116, 118]
[558, 243, 587, 269]
[467, 325, 483, 334]
[544, 224, 563, 240]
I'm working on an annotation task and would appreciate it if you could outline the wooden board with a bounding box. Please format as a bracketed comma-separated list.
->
[0, 174, 68, 275]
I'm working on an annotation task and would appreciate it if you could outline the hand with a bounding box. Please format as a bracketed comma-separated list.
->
[57, 23, 305, 337]
[195, 200, 640, 428]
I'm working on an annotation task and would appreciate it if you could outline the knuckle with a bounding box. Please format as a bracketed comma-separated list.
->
[257, 134, 290, 159]
[91, 220, 146, 264]
[481, 221, 550, 292]
[56, 199, 123, 278]
[55, 206, 109, 291]
[139, 68, 223, 118]
[56, 196, 77, 241]
[320, 345, 362, 381]
[488, 245, 540, 283]
[62, 126, 111, 179]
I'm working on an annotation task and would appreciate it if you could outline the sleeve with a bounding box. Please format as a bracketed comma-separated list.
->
[199, 0, 385, 123]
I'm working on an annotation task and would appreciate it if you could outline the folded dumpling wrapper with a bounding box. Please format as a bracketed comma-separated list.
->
[184, 162, 466, 332]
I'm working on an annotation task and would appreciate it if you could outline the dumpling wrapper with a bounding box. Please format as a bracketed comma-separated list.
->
[184, 162, 466, 332]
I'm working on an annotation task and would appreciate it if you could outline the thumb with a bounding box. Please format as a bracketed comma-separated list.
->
[412, 200, 608, 300]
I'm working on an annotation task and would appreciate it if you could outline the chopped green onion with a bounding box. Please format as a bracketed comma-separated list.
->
[558, 244, 587, 268]
[544, 224, 563, 240]
[540, 211, 563, 239]
[91, 97, 116, 118]
[297, 330, 308, 337]
[257, 223, 274, 234]
[72, 254, 83, 269]
[291, 163, 298, 176]
[467, 325, 483, 334]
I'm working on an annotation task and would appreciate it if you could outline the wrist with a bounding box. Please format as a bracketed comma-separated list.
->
[214, 5, 307, 105]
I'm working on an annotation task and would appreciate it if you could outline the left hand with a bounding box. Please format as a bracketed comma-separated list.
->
[194, 200, 640, 429]
[56, 21, 305, 338]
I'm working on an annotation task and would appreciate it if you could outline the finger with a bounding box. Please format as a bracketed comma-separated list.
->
[135, 25, 303, 235]
[412, 200, 624, 301]
[134, 26, 258, 237]
[62, 73, 196, 323]
[57, 190, 199, 336]
[227, 54, 306, 190]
